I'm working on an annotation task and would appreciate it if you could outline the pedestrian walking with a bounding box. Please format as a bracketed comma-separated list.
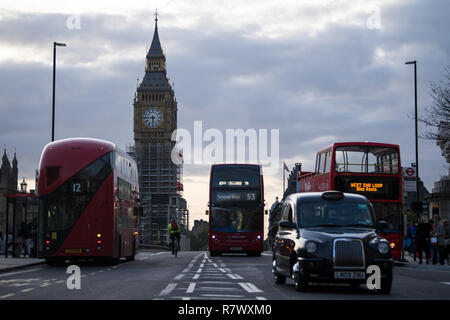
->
[408, 222, 417, 260]
[432, 215, 446, 265]
[415, 216, 431, 264]
[24, 222, 32, 257]
[428, 219, 435, 263]
[0, 231, 4, 255]
[442, 219, 450, 265]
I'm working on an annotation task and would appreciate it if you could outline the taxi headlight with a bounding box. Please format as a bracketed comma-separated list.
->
[378, 241, 390, 254]
[305, 241, 318, 253]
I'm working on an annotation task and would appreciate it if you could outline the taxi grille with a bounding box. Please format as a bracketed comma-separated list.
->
[333, 239, 365, 269]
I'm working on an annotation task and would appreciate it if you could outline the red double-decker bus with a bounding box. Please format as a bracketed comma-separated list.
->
[208, 164, 265, 256]
[38, 138, 139, 264]
[297, 142, 403, 259]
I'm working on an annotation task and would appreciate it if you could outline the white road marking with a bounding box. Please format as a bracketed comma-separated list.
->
[441, 282, 450, 286]
[197, 286, 241, 292]
[0, 268, 44, 278]
[193, 274, 200, 280]
[159, 283, 177, 296]
[21, 288, 35, 293]
[174, 274, 185, 280]
[186, 282, 196, 293]
[238, 282, 263, 293]
[201, 294, 245, 298]
[227, 273, 243, 280]
[11, 282, 28, 287]
[256, 296, 267, 300]
[0, 293, 15, 299]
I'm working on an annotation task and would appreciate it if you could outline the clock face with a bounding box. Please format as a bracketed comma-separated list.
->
[143, 108, 163, 128]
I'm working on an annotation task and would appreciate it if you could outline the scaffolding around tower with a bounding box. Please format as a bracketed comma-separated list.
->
[127, 143, 189, 247]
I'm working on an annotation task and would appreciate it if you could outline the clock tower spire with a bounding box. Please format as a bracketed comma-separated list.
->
[132, 13, 187, 245]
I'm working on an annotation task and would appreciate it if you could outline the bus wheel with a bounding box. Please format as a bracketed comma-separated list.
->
[126, 242, 136, 261]
[210, 251, 219, 257]
[45, 257, 66, 266]
[247, 251, 261, 257]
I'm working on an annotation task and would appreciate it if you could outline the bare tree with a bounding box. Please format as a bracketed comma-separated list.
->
[420, 66, 450, 141]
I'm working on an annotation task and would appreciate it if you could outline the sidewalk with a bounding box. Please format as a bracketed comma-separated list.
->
[0, 256, 45, 273]
[395, 252, 450, 271]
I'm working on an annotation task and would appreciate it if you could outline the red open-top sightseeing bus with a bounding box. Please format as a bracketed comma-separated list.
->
[297, 142, 403, 259]
[38, 138, 139, 264]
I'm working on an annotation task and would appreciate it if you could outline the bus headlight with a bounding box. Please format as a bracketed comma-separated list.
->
[305, 241, 318, 254]
[378, 241, 390, 254]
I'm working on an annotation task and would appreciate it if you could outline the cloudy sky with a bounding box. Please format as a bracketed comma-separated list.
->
[0, 0, 449, 231]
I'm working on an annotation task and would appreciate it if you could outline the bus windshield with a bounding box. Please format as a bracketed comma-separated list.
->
[40, 152, 112, 231]
[334, 146, 399, 174]
[211, 166, 260, 188]
[210, 207, 262, 232]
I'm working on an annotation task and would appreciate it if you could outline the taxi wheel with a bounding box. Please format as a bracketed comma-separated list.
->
[274, 272, 286, 284]
[377, 277, 392, 294]
[273, 259, 286, 284]
[294, 271, 308, 292]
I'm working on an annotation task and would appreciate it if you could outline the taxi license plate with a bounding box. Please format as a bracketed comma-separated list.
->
[65, 249, 82, 253]
[334, 271, 365, 279]
[229, 247, 243, 251]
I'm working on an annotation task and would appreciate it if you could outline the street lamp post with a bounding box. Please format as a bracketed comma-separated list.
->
[405, 60, 420, 219]
[52, 42, 66, 142]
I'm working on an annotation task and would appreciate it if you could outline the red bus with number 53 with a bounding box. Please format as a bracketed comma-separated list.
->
[38, 138, 139, 264]
[207, 164, 265, 256]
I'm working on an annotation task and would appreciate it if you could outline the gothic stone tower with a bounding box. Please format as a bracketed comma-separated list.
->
[0, 149, 18, 234]
[133, 15, 187, 245]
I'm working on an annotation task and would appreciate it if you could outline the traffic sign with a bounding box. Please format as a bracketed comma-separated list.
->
[403, 167, 416, 177]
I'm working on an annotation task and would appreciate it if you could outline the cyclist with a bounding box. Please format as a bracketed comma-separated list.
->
[168, 218, 181, 254]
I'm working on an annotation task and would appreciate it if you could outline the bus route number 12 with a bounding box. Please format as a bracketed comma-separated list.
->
[72, 182, 82, 193]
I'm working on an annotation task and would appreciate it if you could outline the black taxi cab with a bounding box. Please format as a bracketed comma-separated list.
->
[272, 191, 393, 294]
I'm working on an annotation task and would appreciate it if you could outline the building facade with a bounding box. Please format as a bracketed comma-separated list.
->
[131, 15, 188, 245]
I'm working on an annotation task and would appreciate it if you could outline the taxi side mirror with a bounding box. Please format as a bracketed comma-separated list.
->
[376, 220, 388, 231]
[279, 220, 297, 229]
[205, 210, 209, 216]
[265, 210, 268, 215]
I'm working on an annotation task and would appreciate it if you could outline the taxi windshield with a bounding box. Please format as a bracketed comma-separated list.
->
[297, 199, 375, 228]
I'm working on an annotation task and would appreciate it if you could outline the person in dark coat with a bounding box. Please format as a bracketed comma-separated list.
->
[415, 216, 432, 264]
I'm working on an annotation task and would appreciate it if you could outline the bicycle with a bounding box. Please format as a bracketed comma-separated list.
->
[170, 236, 179, 257]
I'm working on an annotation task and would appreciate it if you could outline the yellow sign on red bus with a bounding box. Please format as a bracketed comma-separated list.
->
[350, 182, 384, 192]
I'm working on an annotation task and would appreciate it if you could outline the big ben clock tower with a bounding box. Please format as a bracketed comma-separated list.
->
[133, 13, 187, 245]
